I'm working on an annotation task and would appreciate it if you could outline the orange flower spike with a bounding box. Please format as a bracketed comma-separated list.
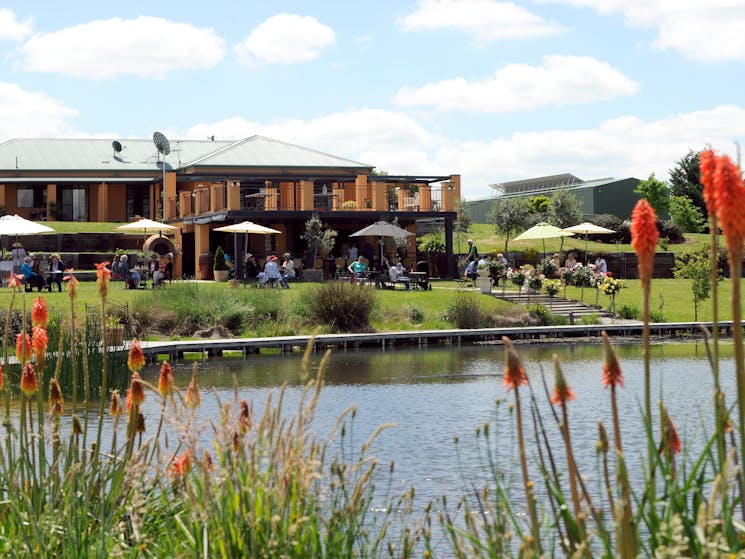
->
[7, 274, 24, 289]
[94, 261, 111, 299]
[15, 332, 31, 364]
[502, 336, 527, 392]
[171, 450, 193, 477]
[136, 412, 146, 434]
[49, 378, 64, 414]
[550, 354, 576, 404]
[31, 297, 48, 328]
[20, 362, 38, 397]
[239, 399, 252, 432]
[660, 405, 682, 456]
[185, 365, 201, 408]
[63, 269, 79, 300]
[32, 327, 48, 364]
[699, 149, 717, 217]
[158, 361, 174, 397]
[713, 154, 745, 249]
[127, 372, 146, 411]
[0, 364, 4, 392]
[630, 199, 659, 288]
[601, 331, 624, 389]
[127, 339, 146, 373]
[109, 390, 123, 417]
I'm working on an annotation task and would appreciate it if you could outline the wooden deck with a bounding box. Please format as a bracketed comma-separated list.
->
[135, 321, 732, 362]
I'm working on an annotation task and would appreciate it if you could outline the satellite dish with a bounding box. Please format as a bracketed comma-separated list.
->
[152, 131, 171, 156]
[112, 140, 122, 153]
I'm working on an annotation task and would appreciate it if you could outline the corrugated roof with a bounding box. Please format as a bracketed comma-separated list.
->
[0, 136, 373, 174]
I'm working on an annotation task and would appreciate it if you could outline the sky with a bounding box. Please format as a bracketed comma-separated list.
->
[0, 0, 744, 199]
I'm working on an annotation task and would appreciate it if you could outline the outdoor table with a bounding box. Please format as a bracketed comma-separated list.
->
[407, 271, 428, 290]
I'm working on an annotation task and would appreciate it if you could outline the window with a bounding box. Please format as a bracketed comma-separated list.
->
[60, 187, 88, 221]
[127, 185, 151, 219]
[17, 186, 46, 208]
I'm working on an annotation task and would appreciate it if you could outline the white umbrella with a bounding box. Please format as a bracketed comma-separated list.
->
[214, 221, 281, 273]
[0, 214, 55, 250]
[513, 222, 574, 259]
[350, 221, 413, 267]
[562, 221, 615, 264]
[116, 218, 177, 251]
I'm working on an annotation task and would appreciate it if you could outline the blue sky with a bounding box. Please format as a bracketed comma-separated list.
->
[1, 0, 743, 198]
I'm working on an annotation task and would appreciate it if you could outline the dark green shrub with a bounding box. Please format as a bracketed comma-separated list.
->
[551, 315, 569, 326]
[214, 246, 227, 270]
[649, 310, 667, 323]
[409, 306, 424, 324]
[589, 214, 624, 242]
[657, 220, 684, 244]
[522, 248, 539, 265]
[305, 282, 376, 332]
[525, 303, 552, 326]
[445, 294, 490, 329]
[617, 304, 640, 319]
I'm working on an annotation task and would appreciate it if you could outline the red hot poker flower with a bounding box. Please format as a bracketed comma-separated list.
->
[32, 297, 48, 328]
[630, 199, 659, 288]
[126, 371, 145, 411]
[699, 149, 717, 218]
[502, 336, 527, 392]
[550, 354, 576, 404]
[185, 365, 201, 408]
[49, 378, 64, 415]
[32, 327, 48, 361]
[127, 339, 146, 373]
[158, 361, 174, 397]
[16, 333, 31, 364]
[20, 362, 38, 397]
[0, 364, 4, 392]
[95, 261, 111, 299]
[109, 390, 123, 417]
[712, 154, 745, 252]
[63, 269, 79, 300]
[601, 331, 624, 389]
[7, 274, 24, 290]
[661, 405, 682, 456]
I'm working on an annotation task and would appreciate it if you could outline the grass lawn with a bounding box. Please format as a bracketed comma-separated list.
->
[45, 221, 132, 233]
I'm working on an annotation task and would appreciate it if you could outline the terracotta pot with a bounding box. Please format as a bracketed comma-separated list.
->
[213, 269, 229, 282]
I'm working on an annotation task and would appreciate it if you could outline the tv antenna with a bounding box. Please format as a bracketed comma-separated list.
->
[112, 140, 122, 154]
[153, 131, 171, 219]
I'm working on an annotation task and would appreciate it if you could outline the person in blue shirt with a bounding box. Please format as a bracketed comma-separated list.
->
[348, 256, 367, 283]
[21, 256, 46, 291]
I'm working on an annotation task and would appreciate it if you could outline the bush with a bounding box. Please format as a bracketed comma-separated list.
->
[445, 294, 491, 329]
[525, 303, 553, 325]
[214, 246, 227, 270]
[649, 310, 667, 323]
[580, 313, 599, 325]
[409, 306, 424, 324]
[617, 304, 640, 320]
[305, 282, 376, 332]
[522, 247, 539, 265]
[589, 214, 624, 243]
[657, 220, 685, 244]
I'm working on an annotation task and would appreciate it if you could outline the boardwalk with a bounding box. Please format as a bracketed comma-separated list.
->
[489, 289, 615, 319]
[135, 321, 731, 362]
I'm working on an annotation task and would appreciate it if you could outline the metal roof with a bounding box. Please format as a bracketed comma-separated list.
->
[0, 136, 373, 174]
[0, 176, 154, 183]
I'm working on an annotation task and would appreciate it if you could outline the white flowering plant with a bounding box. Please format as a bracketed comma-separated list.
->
[598, 275, 624, 296]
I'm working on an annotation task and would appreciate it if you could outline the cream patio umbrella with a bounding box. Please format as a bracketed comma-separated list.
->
[513, 222, 575, 259]
[0, 214, 55, 240]
[116, 218, 177, 250]
[214, 221, 281, 275]
[562, 221, 616, 264]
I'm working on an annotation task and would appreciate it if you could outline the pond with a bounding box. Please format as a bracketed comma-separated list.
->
[136, 338, 732, 513]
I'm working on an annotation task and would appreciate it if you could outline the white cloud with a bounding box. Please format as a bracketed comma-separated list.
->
[235, 13, 335, 66]
[395, 55, 639, 112]
[0, 8, 32, 41]
[18, 16, 226, 79]
[550, 0, 745, 62]
[397, 0, 565, 41]
[0, 82, 78, 137]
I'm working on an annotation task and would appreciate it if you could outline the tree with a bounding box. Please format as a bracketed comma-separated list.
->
[673, 247, 722, 321]
[489, 197, 530, 254]
[301, 213, 337, 266]
[669, 150, 705, 216]
[634, 173, 670, 217]
[669, 195, 705, 233]
[453, 197, 471, 253]
[548, 188, 582, 228]
[528, 195, 550, 214]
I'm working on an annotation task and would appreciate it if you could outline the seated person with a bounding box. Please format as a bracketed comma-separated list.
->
[347, 256, 367, 283]
[244, 254, 260, 281]
[258, 255, 282, 287]
[564, 252, 579, 271]
[163, 253, 174, 282]
[111, 255, 122, 280]
[465, 259, 478, 286]
[224, 253, 235, 279]
[389, 262, 412, 291]
[375, 267, 390, 289]
[119, 254, 140, 289]
[280, 253, 295, 283]
[147, 253, 160, 280]
[152, 263, 165, 287]
[46, 253, 65, 292]
[21, 256, 47, 291]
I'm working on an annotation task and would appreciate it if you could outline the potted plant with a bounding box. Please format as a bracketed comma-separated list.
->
[301, 213, 337, 282]
[106, 315, 125, 346]
[213, 246, 229, 282]
[543, 279, 561, 298]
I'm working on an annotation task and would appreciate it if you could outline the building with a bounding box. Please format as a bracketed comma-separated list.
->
[0, 136, 460, 277]
[467, 173, 641, 223]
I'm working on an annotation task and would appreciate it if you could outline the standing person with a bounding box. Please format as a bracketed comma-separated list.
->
[111, 254, 122, 280]
[348, 255, 366, 283]
[466, 239, 478, 264]
[11, 242, 25, 275]
[163, 253, 174, 282]
[46, 253, 65, 292]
